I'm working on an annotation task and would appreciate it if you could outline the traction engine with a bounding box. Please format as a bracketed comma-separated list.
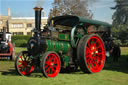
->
[0, 28, 15, 60]
[15, 7, 111, 78]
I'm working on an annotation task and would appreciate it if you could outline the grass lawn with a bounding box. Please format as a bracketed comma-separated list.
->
[15, 47, 27, 55]
[0, 47, 128, 85]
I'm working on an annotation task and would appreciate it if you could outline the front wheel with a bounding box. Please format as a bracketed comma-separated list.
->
[40, 51, 61, 78]
[15, 51, 34, 76]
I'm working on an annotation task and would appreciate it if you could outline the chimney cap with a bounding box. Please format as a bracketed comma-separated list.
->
[33, 7, 43, 11]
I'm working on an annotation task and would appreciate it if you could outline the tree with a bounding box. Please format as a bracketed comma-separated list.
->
[112, 0, 128, 26]
[111, 0, 128, 46]
[48, 0, 93, 20]
[112, 25, 128, 46]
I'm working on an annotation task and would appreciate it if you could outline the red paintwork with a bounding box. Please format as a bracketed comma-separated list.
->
[0, 43, 13, 56]
[18, 55, 34, 75]
[85, 36, 105, 73]
[44, 53, 60, 77]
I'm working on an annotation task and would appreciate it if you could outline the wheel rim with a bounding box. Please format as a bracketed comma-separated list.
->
[85, 36, 105, 73]
[44, 53, 60, 77]
[17, 53, 34, 75]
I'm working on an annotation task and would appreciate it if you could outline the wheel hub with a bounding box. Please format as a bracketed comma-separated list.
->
[23, 61, 28, 66]
[51, 62, 54, 66]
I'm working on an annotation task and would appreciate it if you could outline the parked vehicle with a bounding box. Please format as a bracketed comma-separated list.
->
[0, 28, 15, 60]
[15, 7, 112, 78]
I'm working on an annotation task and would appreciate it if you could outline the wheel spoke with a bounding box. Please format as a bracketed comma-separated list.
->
[88, 40, 91, 48]
[45, 64, 49, 68]
[53, 57, 56, 63]
[92, 58, 98, 66]
[90, 39, 93, 46]
[94, 40, 98, 47]
[45, 66, 51, 72]
[96, 53, 102, 55]
[53, 60, 57, 64]
[88, 60, 91, 69]
[18, 60, 23, 63]
[90, 62, 94, 69]
[45, 60, 50, 65]
[22, 54, 26, 61]
[20, 56, 24, 61]
[20, 65, 24, 71]
[48, 69, 51, 74]
[86, 47, 91, 53]
[96, 46, 102, 50]
[51, 67, 56, 74]
[18, 64, 23, 68]
[49, 55, 52, 62]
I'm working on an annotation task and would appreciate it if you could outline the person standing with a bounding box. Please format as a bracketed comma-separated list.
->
[105, 41, 110, 62]
[112, 44, 121, 62]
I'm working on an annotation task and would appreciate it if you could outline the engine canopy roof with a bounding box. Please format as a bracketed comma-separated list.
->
[48, 15, 112, 28]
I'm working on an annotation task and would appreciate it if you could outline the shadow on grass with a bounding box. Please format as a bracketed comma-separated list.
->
[0, 64, 19, 76]
[0, 69, 18, 76]
[0, 55, 128, 78]
[60, 69, 83, 74]
[104, 55, 128, 74]
[0, 67, 45, 78]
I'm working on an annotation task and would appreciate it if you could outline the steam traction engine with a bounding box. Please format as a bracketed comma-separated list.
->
[15, 7, 112, 78]
[0, 28, 14, 60]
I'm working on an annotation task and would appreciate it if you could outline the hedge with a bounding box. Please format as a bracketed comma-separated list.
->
[113, 39, 128, 47]
[12, 35, 32, 47]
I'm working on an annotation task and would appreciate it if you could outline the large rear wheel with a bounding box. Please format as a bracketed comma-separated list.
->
[40, 51, 61, 78]
[77, 34, 105, 73]
[15, 51, 34, 76]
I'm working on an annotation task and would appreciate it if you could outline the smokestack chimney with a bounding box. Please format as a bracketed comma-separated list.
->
[33, 7, 43, 32]
[3, 27, 6, 41]
[8, 8, 11, 16]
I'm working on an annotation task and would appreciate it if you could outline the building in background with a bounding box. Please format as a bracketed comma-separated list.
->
[0, 15, 10, 32]
[9, 17, 47, 35]
[0, 8, 48, 35]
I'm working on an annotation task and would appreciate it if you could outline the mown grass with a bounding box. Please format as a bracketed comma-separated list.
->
[15, 47, 27, 55]
[0, 47, 128, 85]
[120, 47, 128, 55]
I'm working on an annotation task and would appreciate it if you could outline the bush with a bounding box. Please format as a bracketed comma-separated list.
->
[12, 35, 32, 47]
[113, 39, 128, 47]
[12, 35, 31, 42]
[113, 39, 122, 45]
[14, 39, 27, 47]
[121, 40, 128, 47]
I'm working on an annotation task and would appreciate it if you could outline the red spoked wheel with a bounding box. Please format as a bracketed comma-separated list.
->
[15, 51, 34, 76]
[40, 51, 61, 78]
[77, 34, 105, 73]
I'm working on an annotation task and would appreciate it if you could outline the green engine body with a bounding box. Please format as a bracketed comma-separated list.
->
[46, 40, 71, 54]
[46, 39, 71, 67]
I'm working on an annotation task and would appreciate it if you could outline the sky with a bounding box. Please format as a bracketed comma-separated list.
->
[0, 0, 116, 24]
[89, 0, 116, 24]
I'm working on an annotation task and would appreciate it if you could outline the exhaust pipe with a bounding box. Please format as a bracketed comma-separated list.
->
[3, 27, 6, 41]
[33, 7, 43, 36]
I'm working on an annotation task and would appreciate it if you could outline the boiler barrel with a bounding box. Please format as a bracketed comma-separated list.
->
[46, 40, 71, 54]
